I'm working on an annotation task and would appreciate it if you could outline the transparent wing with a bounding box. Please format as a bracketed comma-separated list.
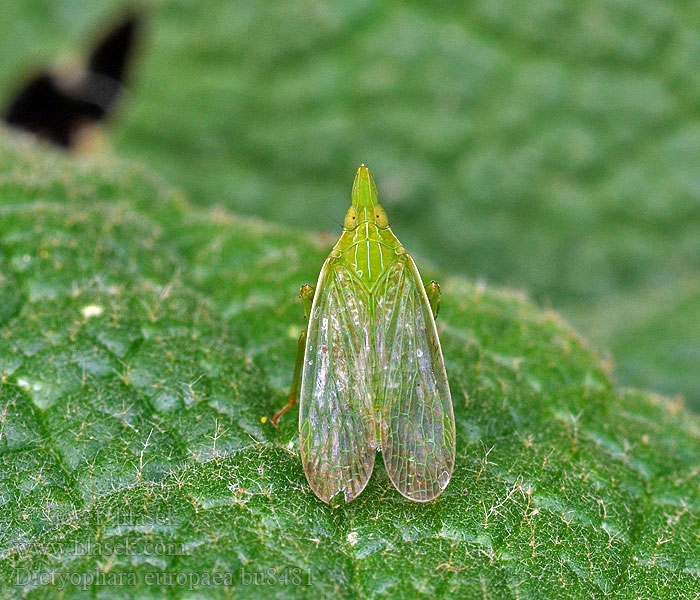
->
[376, 257, 456, 501]
[299, 261, 377, 504]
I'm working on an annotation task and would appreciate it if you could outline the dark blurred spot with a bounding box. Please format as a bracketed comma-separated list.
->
[3, 13, 141, 149]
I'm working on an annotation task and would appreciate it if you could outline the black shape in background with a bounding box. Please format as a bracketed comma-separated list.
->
[3, 13, 141, 149]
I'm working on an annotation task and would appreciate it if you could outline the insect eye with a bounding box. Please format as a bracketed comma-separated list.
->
[343, 207, 357, 229]
[375, 206, 388, 227]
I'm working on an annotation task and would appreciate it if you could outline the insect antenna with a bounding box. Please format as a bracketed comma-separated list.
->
[328, 215, 343, 230]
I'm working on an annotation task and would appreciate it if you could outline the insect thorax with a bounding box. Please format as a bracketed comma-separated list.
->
[331, 223, 403, 292]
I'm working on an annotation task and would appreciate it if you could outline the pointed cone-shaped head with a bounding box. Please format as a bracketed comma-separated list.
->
[343, 164, 389, 229]
[351, 164, 379, 219]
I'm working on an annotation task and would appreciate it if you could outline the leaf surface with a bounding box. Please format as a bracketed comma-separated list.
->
[1, 140, 699, 598]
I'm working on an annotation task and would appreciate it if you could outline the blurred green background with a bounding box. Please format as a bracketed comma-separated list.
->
[1, 0, 699, 408]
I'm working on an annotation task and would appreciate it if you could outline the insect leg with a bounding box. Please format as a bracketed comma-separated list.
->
[270, 284, 315, 426]
[300, 283, 315, 319]
[271, 328, 306, 426]
[425, 280, 440, 319]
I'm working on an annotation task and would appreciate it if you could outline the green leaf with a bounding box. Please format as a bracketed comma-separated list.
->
[3, 0, 698, 405]
[1, 139, 699, 599]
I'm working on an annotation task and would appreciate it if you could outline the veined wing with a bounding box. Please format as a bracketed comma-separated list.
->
[299, 260, 377, 504]
[376, 256, 456, 501]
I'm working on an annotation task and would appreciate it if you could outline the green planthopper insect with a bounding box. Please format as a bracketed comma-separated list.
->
[272, 165, 455, 504]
